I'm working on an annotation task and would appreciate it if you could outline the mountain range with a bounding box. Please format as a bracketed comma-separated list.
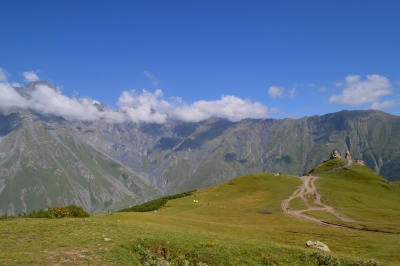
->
[1, 81, 399, 215]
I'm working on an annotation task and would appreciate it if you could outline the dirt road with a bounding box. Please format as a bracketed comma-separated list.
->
[281, 175, 357, 228]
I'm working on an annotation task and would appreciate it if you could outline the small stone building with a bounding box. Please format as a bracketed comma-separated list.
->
[345, 150, 352, 160]
[330, 149, 342, 159]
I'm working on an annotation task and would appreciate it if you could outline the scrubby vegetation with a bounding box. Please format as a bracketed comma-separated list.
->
[0, 205, 90, 219]
[28, 205, 90, 218]
[118, 190, 196, 212]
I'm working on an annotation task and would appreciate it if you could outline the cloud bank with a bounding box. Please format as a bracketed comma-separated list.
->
[0, 68, 9, 82]
[23, 71, 40, 82]
[329, 74, 395, 109]
[0, 70, 269, 123]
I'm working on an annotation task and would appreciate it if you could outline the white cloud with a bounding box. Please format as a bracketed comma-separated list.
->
[0, 82, 30, 109]
[170, 95, 268, 122]
[268, 86, 296, 99]
[0, 68, 9, 82]
[370, 100, 398, 110]
[334, 81, 343, 88]
[117, 89, 170, 123]
[345, 75, 360, 84]
[28, 84, 103, 120]
[117, 90, 268, 123]
[269, 107, 282, 114]
[329, 74, 392, 106]
[11, 82, 23, 87]
[268, 86, 284, 98]
[319, 87, 329, 92]
[308, 83, 317, 88]
[288, 88, 296, 98]
[0, 79, 123, 122]
[144, 71, 159, 87]
[1, 68, 271, 123]
[23, 71, 40, 82]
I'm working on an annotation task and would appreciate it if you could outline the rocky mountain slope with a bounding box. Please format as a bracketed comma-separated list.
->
[74, 109, 400, 194]
[0, 108, 161, 216]
[1, 81, 400, 215]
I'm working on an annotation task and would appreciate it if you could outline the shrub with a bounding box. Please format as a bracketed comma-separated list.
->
[26, 205, 90, 219]
[132, 245, 170, 266]
[27, 208, 52, 218]
[309, 252, 340, 266]
[66, 205, 90, 218]
[348, 259, 378, 266]
[51, 206, 71, 218]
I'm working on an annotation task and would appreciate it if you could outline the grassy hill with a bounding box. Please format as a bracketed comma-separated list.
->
[1, 163, 400, 265]
[308, 159, 400, 231]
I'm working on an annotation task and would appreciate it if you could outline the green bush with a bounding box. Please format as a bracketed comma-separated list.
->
[27, 208, 52, 218]
[348, 259, 378, 266]
[26, 205, 90, 219]
[51, 206, 71, 218]
[310, 252, 341, 266]
[66, 205, 90, 218]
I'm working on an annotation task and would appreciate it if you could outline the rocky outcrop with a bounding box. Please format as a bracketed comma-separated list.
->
[306, 241, 330, 252]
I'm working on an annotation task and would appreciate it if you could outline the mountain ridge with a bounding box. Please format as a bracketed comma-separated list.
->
[73, 108, 400, 191]
[0, 108, 161, 215]
[1, 81, 400, 215]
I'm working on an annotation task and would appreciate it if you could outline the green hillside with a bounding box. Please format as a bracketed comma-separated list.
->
[310, 159, 400, 231]
[2, 165, 400, 265]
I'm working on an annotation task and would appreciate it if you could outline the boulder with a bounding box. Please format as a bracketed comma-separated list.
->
[306, 240, 330, 252]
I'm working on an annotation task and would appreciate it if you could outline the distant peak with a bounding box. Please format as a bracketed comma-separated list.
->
[13, 80, 56, 99]
[26, 80, 54, 89]
[93, 102, 110, 112]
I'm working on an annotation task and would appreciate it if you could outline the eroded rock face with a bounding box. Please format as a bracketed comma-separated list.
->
[306, 240, 330, 252]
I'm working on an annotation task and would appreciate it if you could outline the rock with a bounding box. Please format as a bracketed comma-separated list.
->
[103, 238, 111, 241]
[306, 240, 330, 252]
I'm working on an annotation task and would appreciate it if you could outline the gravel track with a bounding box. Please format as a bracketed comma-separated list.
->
[281, 175, 359, 228]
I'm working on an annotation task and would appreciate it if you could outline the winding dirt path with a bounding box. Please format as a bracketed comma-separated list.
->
[281, 175, 358, 228]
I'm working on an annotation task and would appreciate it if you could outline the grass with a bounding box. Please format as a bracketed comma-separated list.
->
[316, 164, 400, 223]
[1, 171, 400, 265]
[310, 158, 349, 174]
[288, 196, 308, 210]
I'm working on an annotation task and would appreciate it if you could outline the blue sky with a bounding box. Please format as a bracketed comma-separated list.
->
[1, 0, 399, 122]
